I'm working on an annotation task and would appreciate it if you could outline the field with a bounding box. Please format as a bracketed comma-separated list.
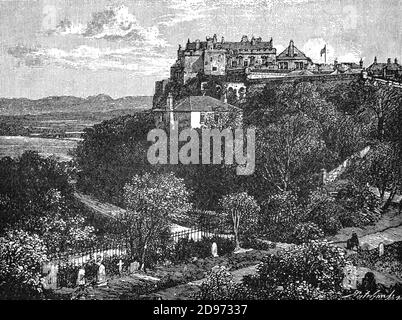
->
[0, 96, 152, 160]
[0, 136, 77, 161]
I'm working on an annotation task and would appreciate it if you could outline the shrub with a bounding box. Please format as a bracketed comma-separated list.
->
[171, 237, 235, 263]
[259, 191, 302, 242]
[304, 191, 343, 235]
[335, 181, 381, 227]
[197, 266, 247, 300]
[242, 241, 346, 299]
[0, 230, 48, 299]
[291, 222, 324, 244]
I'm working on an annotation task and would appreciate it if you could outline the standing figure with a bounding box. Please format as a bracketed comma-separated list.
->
[96, 257, 107, 287]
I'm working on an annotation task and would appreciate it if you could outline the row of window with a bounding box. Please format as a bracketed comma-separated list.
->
[278, 62, 304, 70]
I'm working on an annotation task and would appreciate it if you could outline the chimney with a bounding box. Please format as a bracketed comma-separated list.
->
[387, 58, 391, 64]
[221, 36, 225, 43]
[359, 58, 363, 68]
[289, 40, 295, 57]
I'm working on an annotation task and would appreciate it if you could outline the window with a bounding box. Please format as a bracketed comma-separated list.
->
[244, 60, 248, 67]
[212, 66, 217, 71]
[232, 61, 237, 67]
[200, 113, 205, 123]
[210, 57, 213, 62]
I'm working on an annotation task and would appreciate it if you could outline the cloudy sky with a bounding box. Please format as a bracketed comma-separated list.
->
[0, 0, 401, 99]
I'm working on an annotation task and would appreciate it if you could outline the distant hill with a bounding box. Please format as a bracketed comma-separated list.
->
[0, 95, 153, 116]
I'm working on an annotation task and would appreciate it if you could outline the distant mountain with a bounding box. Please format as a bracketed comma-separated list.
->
[0, 95, 152, 116]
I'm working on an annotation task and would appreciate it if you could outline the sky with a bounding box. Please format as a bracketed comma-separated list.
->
[0, 0, 401, 99]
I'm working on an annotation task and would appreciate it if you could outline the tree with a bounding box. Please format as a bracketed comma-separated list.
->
[255, 113, 327, 194]
[0, 152, 96, 254]
[122, 172, 192, 270]
[348, 142, 400, 211]
[0, 230, 48, 299]
[74, 111, 156, 206]
[220, 192, 260, 250]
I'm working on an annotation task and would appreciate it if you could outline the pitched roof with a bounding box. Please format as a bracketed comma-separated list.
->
[277, 41, 310, 61]
[368, 62, 402, 71]
[287, 69, 314, 76]
[173, 96, 240, 112]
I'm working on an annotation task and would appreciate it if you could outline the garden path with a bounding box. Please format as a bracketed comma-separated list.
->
[328, 208, 402, 250]
[148, 264, 260, 300]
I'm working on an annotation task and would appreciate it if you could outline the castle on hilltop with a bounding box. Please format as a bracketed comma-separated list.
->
[170, 34, 317, 84]
[152, 34, 401, 129]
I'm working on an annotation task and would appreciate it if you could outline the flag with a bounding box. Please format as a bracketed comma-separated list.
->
[320, 45, 327, 57]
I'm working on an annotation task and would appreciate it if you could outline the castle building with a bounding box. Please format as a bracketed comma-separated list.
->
[153, 34, 366, 110]
[367, 57, 402, 81]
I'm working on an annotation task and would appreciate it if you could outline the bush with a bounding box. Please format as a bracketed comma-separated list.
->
[335, 181, 381, 227]
[0, 230, 48, 299]
[304, 191, 343, 235]
[197, 266, 247, 300]
[242, 241, 346, 299]
[259, 191, 302, 242]
[171, 237, 235, 263]
[291, 222, 324, 244]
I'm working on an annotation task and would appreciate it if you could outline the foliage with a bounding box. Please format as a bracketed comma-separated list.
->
[172, 237, 236, 263]
[346, 142, 400, 209]
[121, 172, 192, 269]
[57, 254, 132, 288]
[220, 192, 260, 249]
[304, 191, 344, 235]
[334, 181, 381, 227]
[0, 230, 48, 299]
[242, 241, 347, 299]
[291, 222, 324, 244]
[74, 111, 156, 206]
[0, 152, 96, 254]
[197, 266, 247, 300]
[259, 191, 302, 242]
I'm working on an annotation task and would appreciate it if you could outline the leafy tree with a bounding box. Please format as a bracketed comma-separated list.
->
[74, 111, 156, 205]
[255, 113, 327, 194]
[0, 230, 48, 299]
[346, 142, 400, 211]
[259, 191, 302, 242]
[220, 192, 260, 250]
[0, 152, 96, 254]
[122, 172, 192, 270]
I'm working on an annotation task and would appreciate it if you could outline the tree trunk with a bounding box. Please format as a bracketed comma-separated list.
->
[377, 113, 384, 141]
[140, 240, 148, 271]
[234, 228, 240, 251]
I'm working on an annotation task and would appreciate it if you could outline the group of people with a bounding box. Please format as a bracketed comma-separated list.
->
[74, 257, 107, 300]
